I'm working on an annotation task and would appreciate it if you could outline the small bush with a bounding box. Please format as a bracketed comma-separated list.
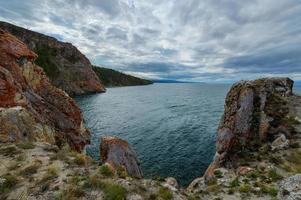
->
[17, 142, 35, 149]
[20, 161, 42, 177]
[103, 183, 127, 200]
[16, 154, 26, 162]
[41, 165, 58, 182]
[230, 177, 240, 188]
[239, 184, 251, 193]
[268, 170, 283, 182]
[0, 146, 20, 157]
[214, 170, 223, 178]
[150, 187, 173, 200]
[259, 183, 279, 197]
[0, 174, 18, 193]
[84, 176, 105, 189]
[73, 153, 87, 166]
[246, 170, 260, 179]
[100, 165, 114, 177]
[117, 166, 127, 178]
[58, 186, 85, 200]
[205, 184, 219, 193]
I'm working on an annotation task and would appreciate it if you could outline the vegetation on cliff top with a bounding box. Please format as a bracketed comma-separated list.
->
[93, 66, 153, 87]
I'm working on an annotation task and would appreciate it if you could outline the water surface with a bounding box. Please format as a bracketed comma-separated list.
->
[76, 83, 229, 186]
[76, 83, 301, 186]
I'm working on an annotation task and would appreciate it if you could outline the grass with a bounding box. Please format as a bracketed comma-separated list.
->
[103, 183, 127, 200]
[214, 170, 223, 178]
[57, 186, 86, 200]
[230, 177, 240, 188]
[150, 187, 173, 200]
[205, 184, 220, 193]
[40, 165, 58, 183]
[20, 160, 42, 177]
[17, 142, 35, 149]
[0, 174, 19, 193]
[246, 170, 260, 180]
[84, 175, 105, 189]
[268, 170, 283, 182]
[257, 183, 279, 197]
[0, 146, 20, 157]
[239, 184, 251, 193]
[100, 165, 114, 177]
[73, 153, 87, 166]
[84, 176, 127, 200]
[117, 166, 127, 178]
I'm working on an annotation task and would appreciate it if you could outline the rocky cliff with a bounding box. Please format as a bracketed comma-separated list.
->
[204, 78, 296, 181]
[0, 21, 105, 96]
[188, 78, 301, 200]
[0, 28, 89, 151]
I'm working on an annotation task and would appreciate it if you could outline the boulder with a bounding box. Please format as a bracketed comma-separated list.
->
[271, 134, 289, 151]
[162, 177, 179, 191]
[204, 78, 294, 182]
[0, 28, 90, 152]
[0, 21, 105, 96]
[237, 166, 254, 175]
[100, 136, 143, 178]
[278, 174, 301, 200]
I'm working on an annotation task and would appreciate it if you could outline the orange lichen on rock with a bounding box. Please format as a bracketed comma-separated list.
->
[0, 28, 90, 152]
[100, 136, 143, 178]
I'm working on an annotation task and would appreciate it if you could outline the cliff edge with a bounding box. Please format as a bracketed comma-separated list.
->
[188, 78, 301, 200]
[0, 28, 90, 151]
[0, 21, 105, 96]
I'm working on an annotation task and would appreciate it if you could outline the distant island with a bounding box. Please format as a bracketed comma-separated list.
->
[93, 66, 153, 87]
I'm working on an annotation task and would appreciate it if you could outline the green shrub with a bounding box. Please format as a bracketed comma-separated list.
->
[268, 170, 283, 182]
[73, 153, 87, 166]
[117, 166, 128, 178]
[84, 176, 105, 189]
[0, 174, 18, 193]
[100, 165, 114, 177]
[205, 184, 220, 193]
[17, 142, 35, 149]
[151, 187, 173, 200]
[103, 183, 127, 200]
[230, 177, 240, 188]
[239, 184, 251, 193]
[35, 45, 60, 79]
[0, 146, 20, 157]
[214, 170, 223, 178]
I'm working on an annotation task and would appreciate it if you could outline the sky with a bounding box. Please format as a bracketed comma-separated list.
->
[0, 0, 301, 82]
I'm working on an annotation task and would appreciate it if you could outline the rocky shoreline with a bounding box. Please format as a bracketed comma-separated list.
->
[1, 25, 301, 200]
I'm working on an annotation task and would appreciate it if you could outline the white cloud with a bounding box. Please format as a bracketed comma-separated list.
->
[0, 0, 300, 82]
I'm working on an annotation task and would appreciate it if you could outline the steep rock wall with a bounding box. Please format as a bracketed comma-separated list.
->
[0, 28, 89, 152]
[0, 21, 105, 96]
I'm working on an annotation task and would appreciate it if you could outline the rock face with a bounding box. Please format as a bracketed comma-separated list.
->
[204, 78, 294, 182]
[278, 174, 301, 200]
[0, 21, 105, 96]
[100, 136, 143, 178]
[0, 28, 89, 151]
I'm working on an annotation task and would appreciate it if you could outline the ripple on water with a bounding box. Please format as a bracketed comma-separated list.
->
[76, 83, 230, 186]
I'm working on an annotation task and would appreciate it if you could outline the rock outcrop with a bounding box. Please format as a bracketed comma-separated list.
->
[0, 28, 89, 151]
[100, 136, 143, 178]
[278, 174, 301, 200]
[204, 78, 295, 182]
[0, 21, 105, 96]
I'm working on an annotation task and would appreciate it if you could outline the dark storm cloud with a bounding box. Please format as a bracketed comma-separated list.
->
[0, 0, 300, 82]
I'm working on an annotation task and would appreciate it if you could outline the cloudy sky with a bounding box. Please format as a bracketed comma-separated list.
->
[0, 0, 301, 82]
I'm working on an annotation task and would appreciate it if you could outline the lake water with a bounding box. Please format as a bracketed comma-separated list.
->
[76, 83, 301, 186]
